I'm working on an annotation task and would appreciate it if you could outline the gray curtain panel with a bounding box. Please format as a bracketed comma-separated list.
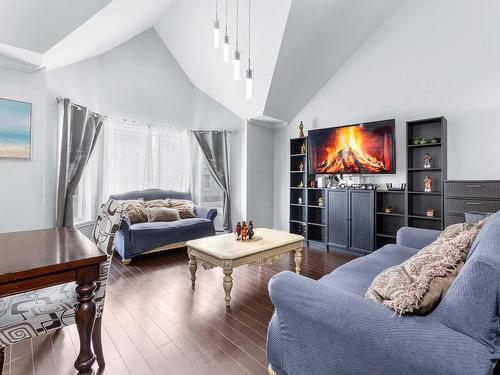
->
[56, 98, 104, 227]
[193, 130, 232, 231]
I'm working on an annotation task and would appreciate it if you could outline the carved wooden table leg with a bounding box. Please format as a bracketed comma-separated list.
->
[294, 247, 303, 274]
[0, 346, 4, 375]
[223, 268, 233, 308]
[189, 253, 197, 290]
[74, 267, 99, 375]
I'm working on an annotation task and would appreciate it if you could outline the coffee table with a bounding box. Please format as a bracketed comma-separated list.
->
[186, 228, 304, 308]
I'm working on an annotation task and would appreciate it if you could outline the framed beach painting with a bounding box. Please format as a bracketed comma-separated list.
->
[0, 97, 32, 160]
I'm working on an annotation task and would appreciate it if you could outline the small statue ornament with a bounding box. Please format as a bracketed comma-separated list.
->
[424, 175, 432, 192]
[309, 180, 316, 188]
[235, 222, 242, 240]
[424, 153, 432, 169]
[318, 197, 324, 207]
[384, 206, 393, 213]
[300, 143, 306, 154]
[299, 121, 305, 138]
[298, 162, 304, 172]
[298, 181, 304, 188]
[298, 197, 303, 205]
[248, 221, 255, 240]
[426, 208, 436, 217]
[241, 221, 248, 241]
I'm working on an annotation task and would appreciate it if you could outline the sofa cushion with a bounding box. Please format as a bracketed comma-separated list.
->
[365, 223, 484, 315]
[319, 244, 418, 296]
[129, 218, 215, 255]
[168, 198, 196, 219]
[144, 199, 169, 209]
[147, 207, 180, 222]
[120, 199, 148, 224]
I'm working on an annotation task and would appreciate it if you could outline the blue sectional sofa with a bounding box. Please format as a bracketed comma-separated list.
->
[110, 189, 217, 264]
[267, 212, 500, 375]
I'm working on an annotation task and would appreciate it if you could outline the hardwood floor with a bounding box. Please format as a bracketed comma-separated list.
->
[3, 245, 353, 375]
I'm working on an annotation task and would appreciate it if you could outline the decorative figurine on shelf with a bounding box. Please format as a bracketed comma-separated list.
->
[241, 221, 248, 241]
[235, 221, 242, 240]
[426, 208, 436, 217]
[298, 162, 304, 171]
[299, 121, 305, 138]
[318, 197, 324, 207]
[424, 175, 432, 192]
[298, 180, 304, 188]
[430, 137, 441, 144]
[309, 180, 316, 188]
[248, 220, 255, 240]
[300, 143, 306, 155]
[384, 206, 393, 213]
[298, 197, 303, 205]
[424, 153, 432, 169]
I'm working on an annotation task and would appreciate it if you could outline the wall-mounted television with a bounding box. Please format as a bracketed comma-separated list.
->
[308, 119, 395, 175]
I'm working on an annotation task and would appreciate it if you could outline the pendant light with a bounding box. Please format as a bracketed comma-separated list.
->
[213, 0, 220, 48]
[223, 0, 230, 63]
[233, 0, 241, 80]
[245, 0, 253, 99]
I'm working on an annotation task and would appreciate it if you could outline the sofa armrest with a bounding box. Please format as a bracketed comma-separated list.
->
[268, 271, 491, 374]
[195, 206, 218, 222]
[120, 215, 131, 233]
[396, 226, 441, 249]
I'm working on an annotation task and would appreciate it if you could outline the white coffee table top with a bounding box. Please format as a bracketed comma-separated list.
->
[186, 228, 304, 260]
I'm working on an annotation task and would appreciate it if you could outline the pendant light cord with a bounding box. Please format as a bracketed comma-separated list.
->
[236, 0, 239, 49]
[225, 0, 228, 35]
[215, 0, 218, 20]
[248, 0, 251, 68]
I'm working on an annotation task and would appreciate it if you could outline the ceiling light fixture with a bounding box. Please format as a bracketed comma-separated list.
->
[233, 0, 241, 80]
[223, 0, 230, 63]
[213, 0, 220, 48]
[245, 0, 253, 99]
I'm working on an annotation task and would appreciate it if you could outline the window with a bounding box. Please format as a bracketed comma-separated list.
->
[192, 145, 225, 231]
[73, 136, 103, 225]
[102, 119, 192, 198]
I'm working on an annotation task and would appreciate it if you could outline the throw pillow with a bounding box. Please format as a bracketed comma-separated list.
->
[365, 221, 486, 315]
[144, 199, 169, 209]
[168, 198, 196, 219]
[147, 207, 180, 222]
[120, 199, 148, 224]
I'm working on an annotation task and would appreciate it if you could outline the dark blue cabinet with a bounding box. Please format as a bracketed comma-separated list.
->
[328, 189, 375, 255]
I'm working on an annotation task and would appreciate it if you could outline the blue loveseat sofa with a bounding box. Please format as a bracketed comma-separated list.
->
[110, 189, 217, 264]
[267, 212, 500, 375]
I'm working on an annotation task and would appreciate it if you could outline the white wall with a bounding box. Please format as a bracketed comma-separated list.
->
[0, 67, 53, 232]
[274, 0, 500, 230]
[246, 120, 275, 228]
[1, 29, 243, 233]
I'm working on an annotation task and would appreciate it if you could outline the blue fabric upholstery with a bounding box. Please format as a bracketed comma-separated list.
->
[267, 214, 500, 375]
[110, 189, 217, 260]
[396, 226, 441, 249]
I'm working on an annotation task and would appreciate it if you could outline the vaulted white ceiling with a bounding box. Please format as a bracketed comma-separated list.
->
[154, 0, 292, 120]
[0, 0, 403, 123]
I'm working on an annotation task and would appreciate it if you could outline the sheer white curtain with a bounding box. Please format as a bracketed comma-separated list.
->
[102, 118, 192, 199]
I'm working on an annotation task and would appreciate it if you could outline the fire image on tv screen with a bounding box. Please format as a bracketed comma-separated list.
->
[308, 119, 395, 174]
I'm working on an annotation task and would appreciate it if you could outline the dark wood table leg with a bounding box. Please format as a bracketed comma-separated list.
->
[74, 266, 99, 375]
[0, 346, 5, 375]
[92, 317, 105, 368]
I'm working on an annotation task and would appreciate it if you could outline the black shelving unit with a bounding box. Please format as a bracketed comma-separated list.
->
[307, 188, 327, 245]
[406, 117, 447, 230]
[289, 137, 307, 237]
[375, 190, 405, 248]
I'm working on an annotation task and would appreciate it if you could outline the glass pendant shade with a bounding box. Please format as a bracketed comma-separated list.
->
[233, 50, 241, 80]
[223, 35, 230, 63]
[213, 20, 220, 48]
[245, 68, 253, 99]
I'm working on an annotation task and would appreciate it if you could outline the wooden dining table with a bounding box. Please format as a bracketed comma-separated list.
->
[0, 227, 106, 375]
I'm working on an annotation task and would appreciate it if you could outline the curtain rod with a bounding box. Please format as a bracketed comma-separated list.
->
[110, 116, 239, 133]
[56, 97, 106, 119]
